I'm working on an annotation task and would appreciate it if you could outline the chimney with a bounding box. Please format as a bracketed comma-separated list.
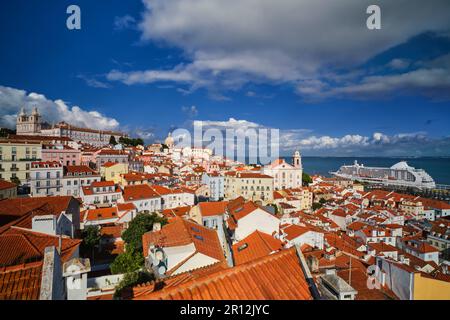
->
[39, 246, 65, 300]
[63, 258, 91, 300]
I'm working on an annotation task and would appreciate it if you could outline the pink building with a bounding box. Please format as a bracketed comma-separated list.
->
[42, 145, 81, 166]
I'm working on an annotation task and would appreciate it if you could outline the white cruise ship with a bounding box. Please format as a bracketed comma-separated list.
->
[331, 160, 436, 189]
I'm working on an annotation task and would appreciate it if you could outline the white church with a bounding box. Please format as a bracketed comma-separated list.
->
[262, 151, 303, 190]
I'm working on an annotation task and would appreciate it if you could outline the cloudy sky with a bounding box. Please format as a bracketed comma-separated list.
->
[1, 0, 450, 156]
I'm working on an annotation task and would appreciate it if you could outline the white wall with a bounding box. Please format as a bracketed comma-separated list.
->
[234, 209, 280, 242]
[172, 252, 220, 275]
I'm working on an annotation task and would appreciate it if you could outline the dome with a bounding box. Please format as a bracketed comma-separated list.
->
[164, 132, 174, 147]
[390, 161, 412, 170]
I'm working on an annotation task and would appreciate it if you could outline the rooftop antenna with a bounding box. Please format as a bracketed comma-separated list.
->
[349, 255, 352, 286]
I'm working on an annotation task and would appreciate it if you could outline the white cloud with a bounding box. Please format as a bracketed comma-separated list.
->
[107, 67, 197, 85]
[0, 85, 120, 130]
[77, 74, 111, 89]
[388, 59, 411, 70]
[194, 118, 261, 130]
[107, 0, 450, 96]
[184, 117, 450, 156]
[181, 105, 198, 117]
[114, 15, 137, 31]
[298, 54, 450, 100]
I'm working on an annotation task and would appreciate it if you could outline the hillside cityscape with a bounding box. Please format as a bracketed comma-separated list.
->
[1, 0, 450, 304]
[0, 108, 449, 300]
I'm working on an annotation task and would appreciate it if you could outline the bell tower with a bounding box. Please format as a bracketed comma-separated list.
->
[293, 150, 302, 169]
[16, 106, 42, 135]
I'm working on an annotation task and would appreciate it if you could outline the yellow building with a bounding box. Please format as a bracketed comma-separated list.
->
[413, 272, 450, 300]
[100, 162, 129, 184]
[0, 138, 42, 185]
[399, 200, 424, 218]
[224, 171, 274, 203]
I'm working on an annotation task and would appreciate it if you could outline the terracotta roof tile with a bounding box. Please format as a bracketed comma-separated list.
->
[122, 184, 160, 201]
[232, 231, 283, 265]
[0, 227, 81, 266]
[0, 180, 16, 191]
[131, 248, 312, 300]
[198, 201, 228, 217]
[0, 261, 43, 300]
[142, 217, 224, 263]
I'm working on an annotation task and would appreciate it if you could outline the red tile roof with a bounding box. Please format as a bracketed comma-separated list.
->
[131, 248, 312, 300]
[122, 184, 160, 201]
[142, 217, 224, 263]
[228, 201, 260, 221]
[0, 180, 16, 191]
[282, 224, 314, 241]
[117, 203, 136, 212]
[0, 196, 76, 228]
[91, 181, 115, 188]
[82, 207, 119, 221]
[198, 201, 228, 217]
[0, 227, 81, 266]
[31, 161, 62, 168]
[65, 165, 98, 175]
[232, 230, 283, 265]
[0, 261, 43, 300]
[162, 206, 191, 219]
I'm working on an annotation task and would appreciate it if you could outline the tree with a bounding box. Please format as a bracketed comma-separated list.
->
[109, 135, 117, 145]
[312, 202, 323, 211]
[118, 137, 144, 147]
[10, 176, 21, 186]
[114, 270, 154, 299]
[302, 172, 312, 186]
[0, 127, 15, 137]
[121, 213, 167, 251]
[81, 226, 101, 260]
[110, 213, 167, 275]
[110, 247, 144, 274]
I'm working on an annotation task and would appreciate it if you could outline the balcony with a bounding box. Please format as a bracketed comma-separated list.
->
[1, 158, 42, 162]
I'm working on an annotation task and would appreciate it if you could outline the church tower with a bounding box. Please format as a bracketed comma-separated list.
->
[293, 150, 302, 169]
[16, 106, 42, 135]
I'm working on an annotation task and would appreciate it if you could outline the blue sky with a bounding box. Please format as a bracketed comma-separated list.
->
[1, 0, 450, 156]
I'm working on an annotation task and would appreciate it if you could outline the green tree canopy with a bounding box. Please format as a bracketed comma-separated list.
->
[10, 176, 21, 186]
[312, 202, 323, 211]
[118, 137, 144, 147]
[110, 213, 167, 275]
[0, 127, 15, 137]
[114, 270, 154, 299]
[110, 248, 144, 274]
[81, 225, 101, 251]
[109, 135, 117, 145]
[121, 213, 167, 251]
[302, 172, 313, 186]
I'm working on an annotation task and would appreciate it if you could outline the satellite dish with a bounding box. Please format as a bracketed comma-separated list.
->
[157, 260, 167, 275]
[155, 250, 164, 261]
